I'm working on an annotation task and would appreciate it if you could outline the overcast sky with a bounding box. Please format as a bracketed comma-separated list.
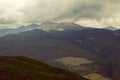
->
[0, 0, 120, 28]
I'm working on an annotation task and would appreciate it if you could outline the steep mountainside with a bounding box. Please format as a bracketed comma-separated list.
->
[48, 29, 120, 80]
[0, 28, 120, 80]
[49, 29, 120, 56]
[0, 30, 100, 62]
[0, 29, 107, 79]
[0, 56, 88, 80]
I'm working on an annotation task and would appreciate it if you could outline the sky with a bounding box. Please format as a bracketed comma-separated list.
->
[0, 0, 120, 28]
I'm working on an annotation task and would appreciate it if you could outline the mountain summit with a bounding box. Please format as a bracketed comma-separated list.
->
[104, 26, 117, 30]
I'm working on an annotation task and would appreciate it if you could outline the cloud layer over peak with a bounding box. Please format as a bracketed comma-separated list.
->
[0, 0, 120, 28]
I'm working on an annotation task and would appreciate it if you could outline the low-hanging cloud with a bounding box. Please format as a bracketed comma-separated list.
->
[21, 0, 103, 22]
[0, 0, 120, 28]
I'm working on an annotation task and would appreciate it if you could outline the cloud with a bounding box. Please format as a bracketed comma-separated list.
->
[0, 0, 120, 28]
[0, 18, 16, 24]
[20, 0, 120, 28]
[21, 0, 103, 22]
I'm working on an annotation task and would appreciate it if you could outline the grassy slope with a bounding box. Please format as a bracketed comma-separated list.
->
[0, 56, 88, 80]
[50, 57, 111, 80]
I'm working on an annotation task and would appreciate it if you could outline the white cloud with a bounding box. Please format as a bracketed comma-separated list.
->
[0, 0, 120, 28]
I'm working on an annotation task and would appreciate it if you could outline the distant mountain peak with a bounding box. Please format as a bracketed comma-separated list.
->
[40, 22, 85, 31]
[104, 26, 117, 30]
[27, 23, 40, 27]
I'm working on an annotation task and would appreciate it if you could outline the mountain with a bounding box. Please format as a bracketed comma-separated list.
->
[0, 23, 40, 37]
[48, 28, 120, 80]
[114, 29, 120, 35]
[39, 22, 85, 31]
[0, 27, 120, 79]
[104, 26, 117, 31]
[0, 28, 18, 37]
[0, 56, 88, 80]
[0, 29, 98, 61]
[49, 28, 119, 56]
[0, 22, 85, 37]
[0, 29, 108, 79]
[17, 23, 40, 31]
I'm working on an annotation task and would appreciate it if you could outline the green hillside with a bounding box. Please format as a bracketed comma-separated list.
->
[0, 56, 88, 80]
